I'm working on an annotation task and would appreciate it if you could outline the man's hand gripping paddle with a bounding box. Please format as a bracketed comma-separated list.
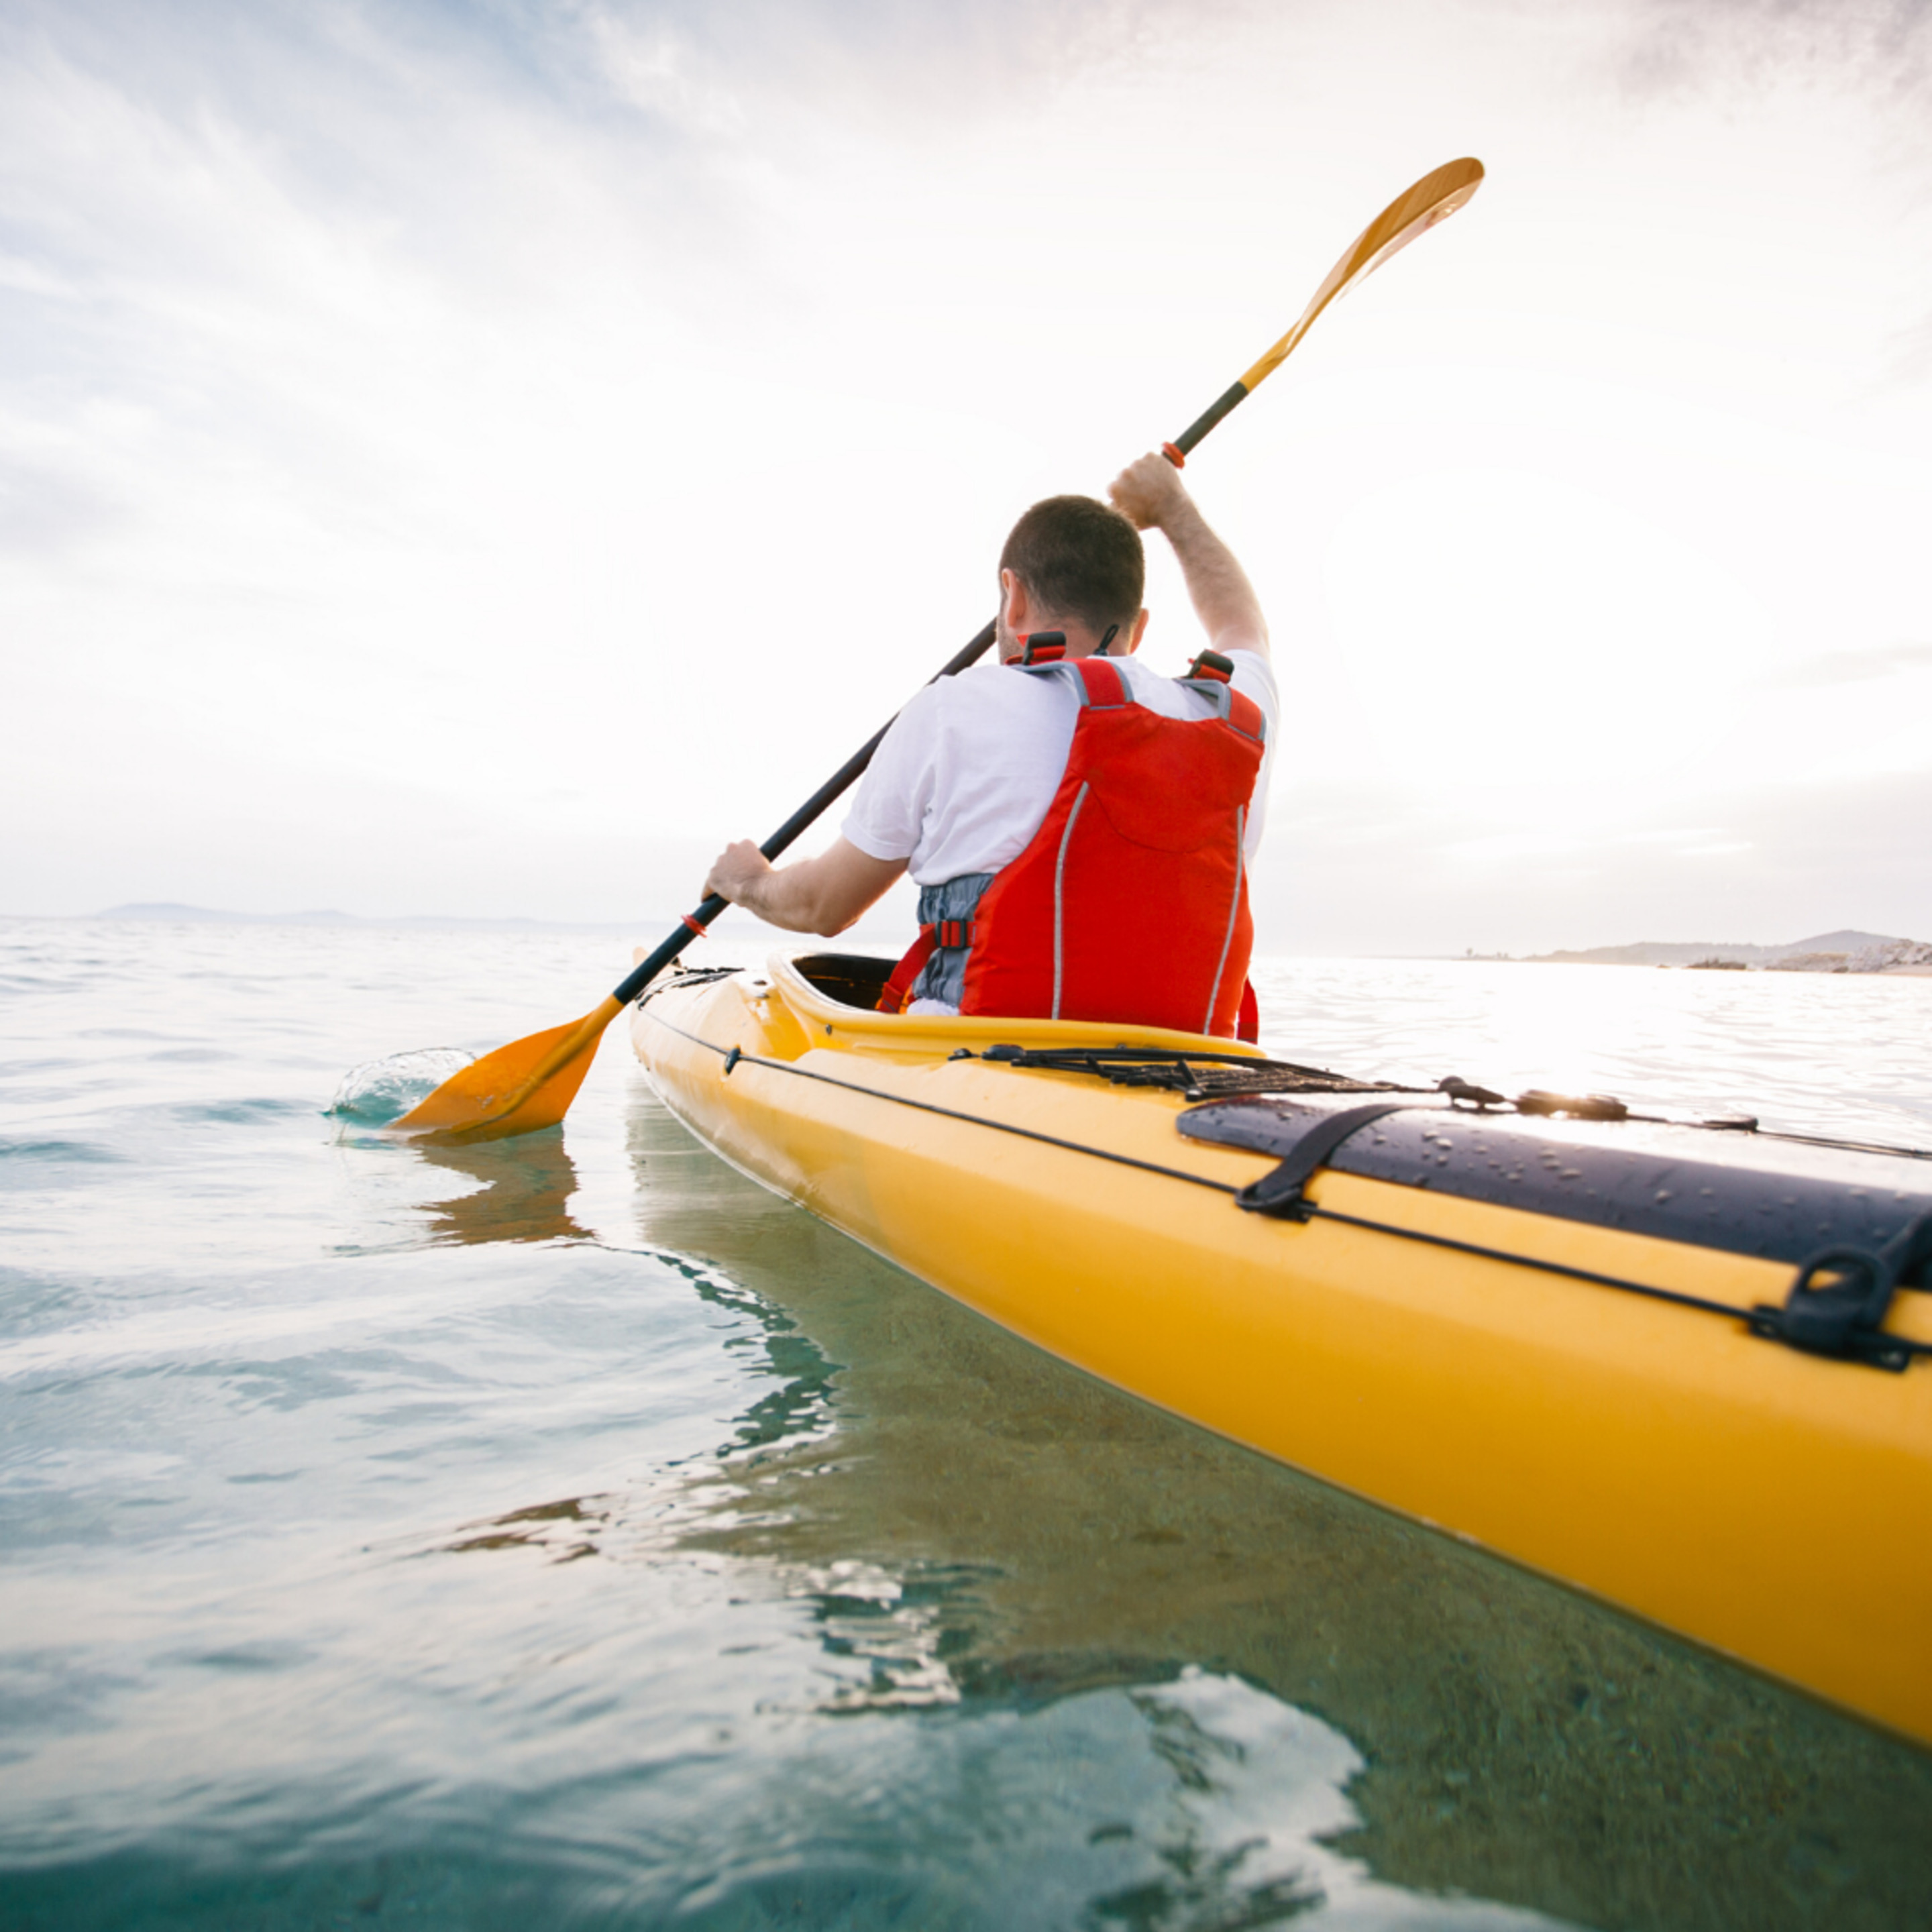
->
[391, 156, 1484, 1145]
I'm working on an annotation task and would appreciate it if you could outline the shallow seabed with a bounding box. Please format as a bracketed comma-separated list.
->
[2, 919, 1929, 1931]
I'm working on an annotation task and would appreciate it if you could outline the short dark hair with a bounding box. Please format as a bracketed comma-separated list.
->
[998, 495, 1144, 639]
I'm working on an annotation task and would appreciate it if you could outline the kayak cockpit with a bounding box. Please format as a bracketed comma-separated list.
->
[789, 951, 897, 1009]
[710, 951, 1281, 1063]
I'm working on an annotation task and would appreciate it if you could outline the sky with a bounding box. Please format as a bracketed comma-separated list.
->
[3, 0, 1929, 954]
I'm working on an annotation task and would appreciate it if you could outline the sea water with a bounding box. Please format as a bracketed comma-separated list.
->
[2, 916, 1929, 1932]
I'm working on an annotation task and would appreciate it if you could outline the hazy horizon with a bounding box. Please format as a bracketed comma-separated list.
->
[11, 902, 1923, 965]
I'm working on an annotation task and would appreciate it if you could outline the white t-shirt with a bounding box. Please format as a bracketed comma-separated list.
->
[842, 650, 1279, 885]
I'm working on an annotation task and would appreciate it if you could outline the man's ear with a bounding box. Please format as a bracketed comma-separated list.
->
[1120, 608, 1150, 655]
[998, 569, 1030, 659]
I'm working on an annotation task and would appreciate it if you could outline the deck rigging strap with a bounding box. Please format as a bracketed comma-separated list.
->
[1748, 1212, 1932, 1371]
[960, 1036, 1932, 1161]
[1232, 1102, 1420, 1218]
[966, 1042, 1415, 1101]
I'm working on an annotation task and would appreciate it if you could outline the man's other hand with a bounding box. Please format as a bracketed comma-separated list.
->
[704, 839, 771, 907]
[1108, 452, 1190, 532]
[700, 835, 906, 935]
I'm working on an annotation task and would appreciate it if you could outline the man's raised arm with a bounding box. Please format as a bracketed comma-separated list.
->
[1108, 453, 1270, 663]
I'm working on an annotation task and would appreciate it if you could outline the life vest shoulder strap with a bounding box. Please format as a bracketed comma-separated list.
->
[1173, 676, 1265, 746]
[1012, 654, 1132, 708]
[1073, 655, 1130, 708]
[1017, 652, 1262, 741]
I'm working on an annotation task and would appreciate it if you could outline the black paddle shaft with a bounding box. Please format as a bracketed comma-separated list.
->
[609, 370, 1263, 1011]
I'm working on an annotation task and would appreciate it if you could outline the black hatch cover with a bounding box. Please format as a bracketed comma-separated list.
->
[1177, 1096, 1932, 1275]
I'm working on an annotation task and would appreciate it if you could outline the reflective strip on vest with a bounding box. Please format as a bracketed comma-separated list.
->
[1201, 804, 1245, 1035]
[1051, 782, 1089, 1020]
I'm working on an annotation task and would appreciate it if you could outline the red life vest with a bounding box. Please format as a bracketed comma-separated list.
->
[879, 650, 1265, 1039]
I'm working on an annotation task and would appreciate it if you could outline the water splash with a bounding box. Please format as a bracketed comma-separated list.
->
[327, 1047, 475, 1126]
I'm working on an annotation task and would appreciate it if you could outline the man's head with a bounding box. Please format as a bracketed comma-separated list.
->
[996, 494, 1148, 661]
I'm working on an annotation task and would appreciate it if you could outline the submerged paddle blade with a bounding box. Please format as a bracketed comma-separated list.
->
[390, 996, 624, 1145]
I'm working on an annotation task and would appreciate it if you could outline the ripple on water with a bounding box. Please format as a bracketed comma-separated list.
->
[329, 1047, 478, 1128]
[0, 1666, 1573, 1931]
[0, 1138, 123, 1164]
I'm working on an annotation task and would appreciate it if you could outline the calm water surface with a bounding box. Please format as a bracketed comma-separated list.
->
[3, 918, 1929, 1931]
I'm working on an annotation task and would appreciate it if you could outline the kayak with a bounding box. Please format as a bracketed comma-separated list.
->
[631, 949, 1932, 1745]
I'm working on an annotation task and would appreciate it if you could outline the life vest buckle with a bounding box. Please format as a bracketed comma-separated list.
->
[1019, 633, 1067, 665]
[1187, 649, 1235, 684]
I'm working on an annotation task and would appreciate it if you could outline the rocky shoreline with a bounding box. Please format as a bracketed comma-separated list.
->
[1520, 930, 1932, 974]
[1766, 940, 1932, 975]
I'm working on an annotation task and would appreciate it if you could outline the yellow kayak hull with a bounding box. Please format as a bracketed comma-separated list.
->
[632, 952, 1932, 1746]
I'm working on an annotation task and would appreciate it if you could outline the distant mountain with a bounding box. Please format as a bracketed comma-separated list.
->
[1781, 930, 1905, 955]
[100, 902, 356, 924]
[1529, 930, 1931, 972]
[94, 903, 633, 931]
[1533, 939, 1764, 967]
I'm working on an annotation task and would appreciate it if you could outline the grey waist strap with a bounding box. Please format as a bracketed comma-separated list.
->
[912, 872, 995, 1007]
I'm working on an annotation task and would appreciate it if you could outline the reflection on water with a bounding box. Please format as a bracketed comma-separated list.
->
[1252, 956, 1932, 1146]
[623, 1088, 1932, 1931]
[325, 1043, 596, 1248]
[416, 1130, 591, 1246]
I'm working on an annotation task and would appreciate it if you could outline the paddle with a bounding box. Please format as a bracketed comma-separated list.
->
[392, 155, 1485, 1145]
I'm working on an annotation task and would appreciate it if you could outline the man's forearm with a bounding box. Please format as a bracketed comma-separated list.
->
[1108, 453, 1269, 662]
[1159, 498, 1269, 660]
[704, 836, 906, 936]
[735, 862, 843, 934]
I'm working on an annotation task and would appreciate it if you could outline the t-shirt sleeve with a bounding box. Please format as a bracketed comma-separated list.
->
[841, 684, 942, 862]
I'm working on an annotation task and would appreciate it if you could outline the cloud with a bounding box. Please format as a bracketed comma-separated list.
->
[0, 0, 1246, 348]
[1890, 308, 1932, 384]
[1612, 0, 1932, 103]
[0, 3, 709, 305]
[1770, 641, 1932, 686]
[1253, 764, 1932, 955]
[560, 0, 1187, 119]
[0, 455, 129, 557]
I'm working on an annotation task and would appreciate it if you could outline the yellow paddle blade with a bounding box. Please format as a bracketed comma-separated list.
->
[389, 996, 625, 1145]
[1240, 156, 1485, 393]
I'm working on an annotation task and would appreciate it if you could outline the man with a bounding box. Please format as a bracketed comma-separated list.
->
[702, 451, 1277, 1034]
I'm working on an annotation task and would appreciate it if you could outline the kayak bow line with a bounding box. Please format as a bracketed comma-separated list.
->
[390, 155, 1485, 1145]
